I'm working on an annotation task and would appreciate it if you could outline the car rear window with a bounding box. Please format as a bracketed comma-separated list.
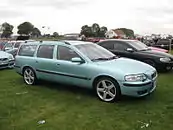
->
[18, 45, 37, 57]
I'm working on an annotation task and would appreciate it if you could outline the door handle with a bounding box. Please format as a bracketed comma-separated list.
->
[57, 63, 60, 66]
[36, 61, 39, 63]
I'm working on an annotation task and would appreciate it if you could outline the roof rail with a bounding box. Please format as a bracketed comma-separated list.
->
[59, 40, 70, 45]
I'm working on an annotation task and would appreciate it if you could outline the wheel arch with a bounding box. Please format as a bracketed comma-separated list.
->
[22, 66, 36, 76]
[92, 75, 120, 88]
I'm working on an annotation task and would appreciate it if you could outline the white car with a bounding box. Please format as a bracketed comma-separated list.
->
[0, 51, 15, 69]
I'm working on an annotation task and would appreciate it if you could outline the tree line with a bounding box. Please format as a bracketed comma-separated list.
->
[0, 22, 59, 38]
[0, 22, 134, 39]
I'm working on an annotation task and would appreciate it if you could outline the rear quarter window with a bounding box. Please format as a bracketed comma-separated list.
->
[18, 45, 37, 57]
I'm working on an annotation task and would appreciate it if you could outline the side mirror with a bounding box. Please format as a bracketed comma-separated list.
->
[71, 57, 84, 64]
[126, 48, 134, 52]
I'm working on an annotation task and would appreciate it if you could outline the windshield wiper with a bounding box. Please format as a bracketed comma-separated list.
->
[91, 56, 118, 61]
[91, 58, 109, 61]
[108, 56, 119, 60]
[139, 48, 151, 51]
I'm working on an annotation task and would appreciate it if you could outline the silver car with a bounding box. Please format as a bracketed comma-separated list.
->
[0, 51, 15, 69]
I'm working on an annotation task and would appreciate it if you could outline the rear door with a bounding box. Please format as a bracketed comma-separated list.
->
[35, 45, 60, 81]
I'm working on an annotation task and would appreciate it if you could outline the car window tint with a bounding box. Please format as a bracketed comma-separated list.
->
[37, 45, 54, 59]
[100, 41, 114, 49]
[58, 46, 79, 61]
[18, 45, 37, 57]
[114, 42, 129, 51]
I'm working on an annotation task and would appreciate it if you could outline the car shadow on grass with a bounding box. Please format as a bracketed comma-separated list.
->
[37, 80, 96, 98]
[27, 80, 156, 103]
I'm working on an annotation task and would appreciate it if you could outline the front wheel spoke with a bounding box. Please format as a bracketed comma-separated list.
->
[108, 91, 115, 98]
[101, 81, 107, 88]
[97, 88, 104, 92]
[25, 71, 29, 76]
[25, 77, 29, 80]
[28, 78, 31, 83]
[108, 84, 114, 90]
[103, 92, 107, 99]
[30, 76, 34, 80]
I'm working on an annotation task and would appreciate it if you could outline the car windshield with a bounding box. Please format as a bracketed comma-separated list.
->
[75, 43, 117, 61]
[5, 43, 13, 48]
[127, 41, 149, 51]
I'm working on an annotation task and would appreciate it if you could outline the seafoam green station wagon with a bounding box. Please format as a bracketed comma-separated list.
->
[15, 41, 157, 102]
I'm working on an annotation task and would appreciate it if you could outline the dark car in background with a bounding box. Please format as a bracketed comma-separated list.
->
[152, 39, 173, 50]
[98, 39, 173, 72]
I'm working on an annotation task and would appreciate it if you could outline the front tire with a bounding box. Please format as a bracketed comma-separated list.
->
[94, 77, 121, 102]
[23, 68, 37, 85]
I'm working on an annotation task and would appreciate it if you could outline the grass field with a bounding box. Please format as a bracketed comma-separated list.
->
[0, 69, 173, 130]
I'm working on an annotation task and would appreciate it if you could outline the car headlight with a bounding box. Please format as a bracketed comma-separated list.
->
[8, 55, 14, 60]
[125, 74, 147, 82]
[160, 57, 171, 63]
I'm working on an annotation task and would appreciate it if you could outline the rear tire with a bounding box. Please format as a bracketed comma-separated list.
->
[23, 67, 37, 85]
[94, 77, 121, 102]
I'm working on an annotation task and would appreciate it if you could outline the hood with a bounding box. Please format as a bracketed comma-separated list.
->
[0, 51, 11, 58]
[139, 50, 173, 58]
[149, 47, 168, 53]
[95, 58, 155, 74]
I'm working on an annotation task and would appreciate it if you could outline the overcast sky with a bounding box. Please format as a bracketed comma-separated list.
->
[1, 0, 173, 35]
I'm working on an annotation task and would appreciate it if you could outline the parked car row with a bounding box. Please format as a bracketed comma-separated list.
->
[1, 39, 172, 102]
[14, 40, 157, 102]
[143, 38, 173, 50]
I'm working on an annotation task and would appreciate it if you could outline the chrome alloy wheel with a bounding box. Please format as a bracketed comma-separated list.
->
[96, 80, 117, 102]
[23, 68, 35, 85]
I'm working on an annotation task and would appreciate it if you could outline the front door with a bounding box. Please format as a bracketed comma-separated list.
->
[54, 45, 90, 87]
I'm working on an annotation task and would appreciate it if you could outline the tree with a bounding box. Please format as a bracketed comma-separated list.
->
[1, 22, 13, 38]
[98, 26, 108, 37]
[31, 27, 41, 37]
[117, 28, 134, 38]
[80, 25, 93, 37]
[91, 23, 100, 37]
[17, 22, 34, 35]
[52, 32, 59, 37]
[80, 23, 108, 37]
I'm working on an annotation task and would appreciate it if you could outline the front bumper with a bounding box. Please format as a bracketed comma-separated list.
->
[157, 62, 173, 71]
[120, 79, 157, 97]
[0, 60, 15, 69]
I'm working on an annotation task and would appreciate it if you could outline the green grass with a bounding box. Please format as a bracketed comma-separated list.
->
[0, 70, 173, 130]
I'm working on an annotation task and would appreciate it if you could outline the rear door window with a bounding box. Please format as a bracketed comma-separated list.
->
[18, 45, 37, 57]
[37, 45, 55, 59]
